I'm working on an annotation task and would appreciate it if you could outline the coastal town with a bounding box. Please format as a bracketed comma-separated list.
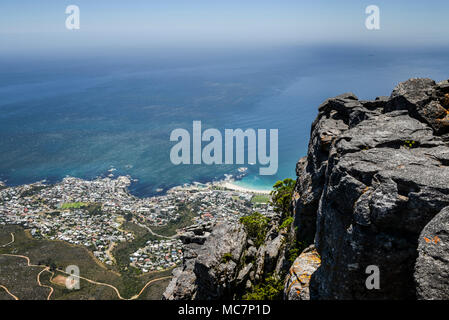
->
[130, 239, 184, 272]
[0, 173, 272, 273]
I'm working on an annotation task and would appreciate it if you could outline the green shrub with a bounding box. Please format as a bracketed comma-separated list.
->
[240, 212, 269, 248]
[221, 252, 233, 263]
[243, 274, 284, 300]
[279, 216, 294, 230]
[270, 178, 295, 217]
[287, 240, 307, 263]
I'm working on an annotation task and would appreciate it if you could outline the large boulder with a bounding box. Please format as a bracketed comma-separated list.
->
[165, 78, 449, 300]
[163, 223, 247, 300]
[415, 206, 449, 300]
[291, 78, 449, 299]
[163, 211, 290, 300]
[386, 78, 449, 134]
[284, 245, 321, 300]
[254, 226, 286, 280]
[292, 94, 355, 244]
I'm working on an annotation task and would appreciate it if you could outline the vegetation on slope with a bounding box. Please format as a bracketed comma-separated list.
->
[240, 212, 269, 248]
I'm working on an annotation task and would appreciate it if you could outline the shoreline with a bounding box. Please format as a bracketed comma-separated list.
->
[0, 174, 273, 198]
[219, 181, 271, 195]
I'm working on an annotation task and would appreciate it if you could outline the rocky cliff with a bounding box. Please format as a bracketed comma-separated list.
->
[163, 210, 290, 300]
[164, 78, 449, 300]
[290, 78, 449, 300]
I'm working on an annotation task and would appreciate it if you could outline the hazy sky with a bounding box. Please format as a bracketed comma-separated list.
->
[1, 0, 448, 53]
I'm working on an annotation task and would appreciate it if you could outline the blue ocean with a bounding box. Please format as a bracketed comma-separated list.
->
[1, 45, 449, 196]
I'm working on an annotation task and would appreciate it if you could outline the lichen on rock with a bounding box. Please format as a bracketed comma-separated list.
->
[292, 78, 449, 299]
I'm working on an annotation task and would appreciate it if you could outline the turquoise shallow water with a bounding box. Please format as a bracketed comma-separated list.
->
[1, 45, 449, 196]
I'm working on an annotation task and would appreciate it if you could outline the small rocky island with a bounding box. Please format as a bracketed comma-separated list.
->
[164, 78, 449, 300]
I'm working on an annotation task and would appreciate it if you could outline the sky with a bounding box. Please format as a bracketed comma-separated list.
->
[1, 0, 449, 54]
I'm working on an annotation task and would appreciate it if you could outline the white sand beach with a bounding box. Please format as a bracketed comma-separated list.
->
[220, 181, 271, 195]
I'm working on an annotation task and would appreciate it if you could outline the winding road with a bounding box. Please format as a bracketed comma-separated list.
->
[54, 267, 171, 300]
[0, 232, 171, 300]
[0, 233, 21, 300]
[37, 267, 54, 300]
[1, 253, 55, 300]
[0, 233, 14, 247]
[0, 284, 19, 300]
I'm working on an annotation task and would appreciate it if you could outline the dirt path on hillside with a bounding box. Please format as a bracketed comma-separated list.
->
[0, 233, 14, 247]
[1, 235, 171, 300]
[55, 266, 172, 300]
[0, 284, 19, 300]
[0, 253, 54, 300]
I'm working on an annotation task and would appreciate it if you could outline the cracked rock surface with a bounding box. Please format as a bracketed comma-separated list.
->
[292, 78, 449, 299]
[163, 211, 289, 300]
[163, 78, 449, 300]
[415, 206, 449, 300]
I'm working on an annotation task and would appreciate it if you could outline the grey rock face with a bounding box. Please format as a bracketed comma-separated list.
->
[179, 223, 214, 244]
[245, 246, 257, 260]
[284, 245, 321, 300]
[163, 213, 289, 300]
[386, 78, 449, 134]
[292, 94, 352, 244]
[292, 78, 449, 299]
[165, 78, 449, 300]
[179, 231, 209, 245]
[236, 263, 253, 286]
[255, 232, 285, 279]
[415, 206, 449, 300]
[163, 222, 247, 300]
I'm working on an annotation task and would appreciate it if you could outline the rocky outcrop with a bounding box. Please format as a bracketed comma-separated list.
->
[284, 245, 321, 300]
[164, 78, 449, 300]
[178, 223, 214, 245]
[415, 206, 449, 299]
[386, 79, 449, 135]
[291, 78, 449, 299]
[163, 222, 247, 300]
[163, 211, 289, 300]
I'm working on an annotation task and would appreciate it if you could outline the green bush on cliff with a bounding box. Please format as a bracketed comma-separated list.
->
[287, 240, 307, 263]
[240, 212, 269, 248]
[270, 178, 295, 217]
[221, 252, 233, 263]
[243, 274, 284, 300]
[271, 178, 296, 234]
[279, 216, 294, 230]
